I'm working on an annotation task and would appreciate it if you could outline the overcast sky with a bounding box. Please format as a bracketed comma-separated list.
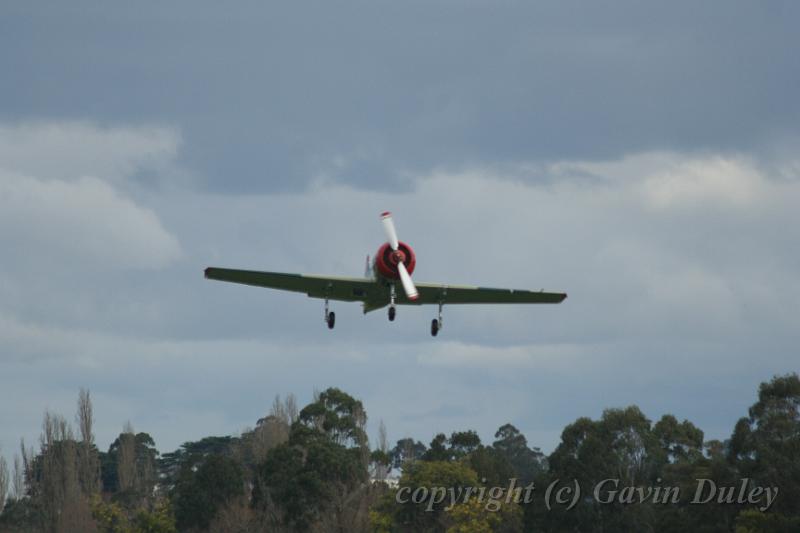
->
[1, 1, 799, 464]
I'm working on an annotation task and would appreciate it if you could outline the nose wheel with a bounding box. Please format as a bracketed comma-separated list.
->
[388, 283, 397, 322]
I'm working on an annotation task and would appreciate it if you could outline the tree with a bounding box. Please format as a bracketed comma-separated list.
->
[448, 431, 481, 459]
[254, 390, 373, 531]
[12, 453, 23, 500]
[445, 497, 524, 533]
[158, 436, 238, 490]
[545, 407, 662, 532]
[298, 387, 369, 449]
[24, 410, 95, 532]
[76, 388, 101, 496]
[467, 446, 515, 488]
[730, 373, 800, 517]
[117, 422, 136, 494]
[92, 494, 177, 533]
[371, 420, 391, 482]
[653, 414, 704, 464]
[390, 460, 480, 531]
[103, 428, 159, 508]
[0, 453, 8, 514]
[423, 434, 450, 462]
[173, 454, 243, 532]
[492, 424, 545, 484]
[390, 438, 427, 469]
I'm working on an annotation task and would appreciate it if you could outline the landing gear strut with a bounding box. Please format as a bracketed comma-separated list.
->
[324, 294, 335, 329]
[388, 283, 397, 322]
[431, 301, 444, 337]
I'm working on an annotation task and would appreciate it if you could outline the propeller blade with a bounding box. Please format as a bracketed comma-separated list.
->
[397, 261, 419, 300]
[381, 211, 399, 250]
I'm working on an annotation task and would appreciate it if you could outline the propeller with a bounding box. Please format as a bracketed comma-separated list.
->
[380, 211, 418, 300]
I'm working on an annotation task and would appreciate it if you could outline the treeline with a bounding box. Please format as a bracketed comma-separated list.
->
[0, 374, 798, 532]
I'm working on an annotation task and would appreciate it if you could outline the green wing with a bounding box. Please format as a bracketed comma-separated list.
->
[205, 267, 566, 312]
[204, 267, 380, 302]
[412, 282, 567, 305]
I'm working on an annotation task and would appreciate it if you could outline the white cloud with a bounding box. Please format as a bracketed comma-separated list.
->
[2, 142, 799, 462]
[0, 122, 182, 270]
[0, 121, 180, 183]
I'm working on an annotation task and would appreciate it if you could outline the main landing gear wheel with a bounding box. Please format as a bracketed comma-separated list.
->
[431, 319, 439, 337]
[388, 306, 396, 321]
[327, 311, 336, 329]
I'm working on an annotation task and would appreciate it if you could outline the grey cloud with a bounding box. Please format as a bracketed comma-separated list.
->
[2, 2, 799, 192]
[5, 131, 797, 460]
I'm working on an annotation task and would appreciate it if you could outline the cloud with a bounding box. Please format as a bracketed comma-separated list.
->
[3, 3, 800, 192]
[0, 121, 180, 184]
[0, 122, 182, 271]
[2, 138, 798, 461]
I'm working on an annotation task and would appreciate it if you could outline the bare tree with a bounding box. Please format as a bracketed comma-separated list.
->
[76, 388, 100, 495]
[372, 420, 390, 482]
[117, 421, 136, 493]
[0, 453, 8, 513]
[77, 388, 94, 445]
[271, 394, 287, 425]
[12, 453, 24, 499]
[36, 410, 94, 532]
[19, 438, 34, 495]
[285, 393, 298, 425]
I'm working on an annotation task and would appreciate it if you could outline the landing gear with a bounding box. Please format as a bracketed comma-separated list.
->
[324, 292, 335, 329]
[431, 301, 444, 337]
[388, 283, 397, 322]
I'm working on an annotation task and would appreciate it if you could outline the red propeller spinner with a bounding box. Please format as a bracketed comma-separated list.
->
[375, 212, 418, 300]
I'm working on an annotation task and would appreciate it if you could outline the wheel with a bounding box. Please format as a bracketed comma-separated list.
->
[327, 311, 336, 329]
[388, 306, 396, 321]
[430, 319, 439, 337]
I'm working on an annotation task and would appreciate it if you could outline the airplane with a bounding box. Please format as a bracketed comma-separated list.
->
[204, 212, 567, 336]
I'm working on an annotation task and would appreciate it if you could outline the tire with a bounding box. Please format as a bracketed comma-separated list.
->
[388, 306, 396, 321]
[430, 319, 439, 337]
[327, 312, 336, 329]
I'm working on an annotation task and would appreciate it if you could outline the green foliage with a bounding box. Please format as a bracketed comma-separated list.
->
[101, 432, 159, 499]
[92, 495, 177, 533]
[253, 427, 367, 528]
[449, 431, 481, 458]
[394, 460, 480, 531]
[492, 423, 545, 484]
[653, 414, 704, 464]
[467, 446, 515, 488]
[158, 436, 237, 489]
[173, 454, 244, 531]
[391, 438, 428, 468]
[445, 498, 523, 533]
[4, 378, 800, 533]
[298, 387, 368, 447]
[735, 508, 800, 533]
[731, 373, 800, 516]
[253, 389, 371, 530]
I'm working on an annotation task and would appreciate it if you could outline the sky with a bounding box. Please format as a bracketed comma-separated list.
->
[1, 1, 799, 467]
